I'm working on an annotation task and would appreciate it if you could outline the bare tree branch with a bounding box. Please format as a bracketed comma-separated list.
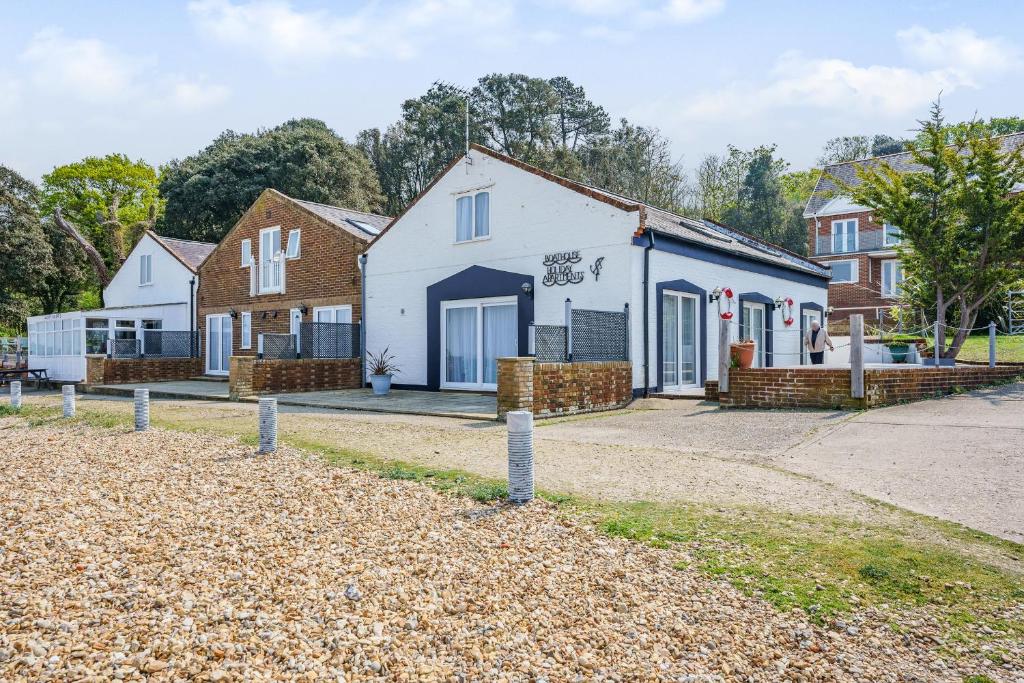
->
[53, 206, 111, 288]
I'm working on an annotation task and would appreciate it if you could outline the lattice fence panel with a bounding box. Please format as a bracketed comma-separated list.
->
[300, 322, 360, 359]
[261, 333, 297, 360]
[110, 338, 141, 359]
[533, 325, 567, 363]
[571, 308, 628, 362]
[143, 330, 197, 358]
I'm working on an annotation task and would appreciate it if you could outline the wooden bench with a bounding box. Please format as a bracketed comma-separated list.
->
[0, 368, 49, 389]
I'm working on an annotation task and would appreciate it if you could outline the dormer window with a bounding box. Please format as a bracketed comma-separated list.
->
[456, 191, 490, 243]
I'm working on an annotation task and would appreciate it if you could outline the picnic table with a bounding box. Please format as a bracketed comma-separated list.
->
[0, 368, 49, 389]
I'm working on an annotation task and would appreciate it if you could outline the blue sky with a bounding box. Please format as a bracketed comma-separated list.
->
[2, 0, 1022, 182]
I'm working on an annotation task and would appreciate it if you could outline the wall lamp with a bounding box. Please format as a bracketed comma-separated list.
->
[773, 296, 785, 310]
[825, 306, 835, 318]
[228, 308, 238, 319]
[708, 286, 723, 303]
[521, 281, 534, 298]
[299, 303, 309, 315]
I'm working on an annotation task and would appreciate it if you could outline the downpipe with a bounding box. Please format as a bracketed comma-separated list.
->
[642, 230, 654, 398]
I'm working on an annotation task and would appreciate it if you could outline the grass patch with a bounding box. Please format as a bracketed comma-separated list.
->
[954, 335, 1024, 363]
[592, 500, 1024, 639]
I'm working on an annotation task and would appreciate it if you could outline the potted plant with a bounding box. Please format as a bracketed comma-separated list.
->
[367, 347, 399, 395]
[729, 339, 756, 369]
[886, 341, 910, 363]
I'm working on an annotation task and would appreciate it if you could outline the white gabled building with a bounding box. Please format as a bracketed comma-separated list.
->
[27, 231, 215, 381]
[364, 144, 830, 395]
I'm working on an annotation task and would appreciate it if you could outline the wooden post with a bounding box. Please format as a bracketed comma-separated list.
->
[718, 317, 731, 394]
[850, 314, 864, 399]
[933, 321, 941, 368]
[989, 321, 997, 368]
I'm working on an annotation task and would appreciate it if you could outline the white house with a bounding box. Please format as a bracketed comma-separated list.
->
[26, 231, 215, 381]
[364, 145, 830, 394]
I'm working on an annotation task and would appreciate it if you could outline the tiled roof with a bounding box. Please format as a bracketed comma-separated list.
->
[291, 198, 391, 241]
[805, 132, 1024, 216]
[148, 233, 216, 272]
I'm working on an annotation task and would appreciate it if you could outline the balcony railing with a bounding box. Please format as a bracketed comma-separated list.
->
[815, 230, 900, 256]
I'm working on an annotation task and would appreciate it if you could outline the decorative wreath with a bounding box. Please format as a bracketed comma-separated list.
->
[720, 287, 735, 320]
[781, 296, 795, 326]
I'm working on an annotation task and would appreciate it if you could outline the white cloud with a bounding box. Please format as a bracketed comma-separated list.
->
[558, 0, 722, 22]
[650, 26, 1021, 128]
[0, 74, 22, 113]
[188, 0, 514, 65]
[661, 0, 724, 23]
[165, 79, 231, 111]
[20, 28, 141, 102]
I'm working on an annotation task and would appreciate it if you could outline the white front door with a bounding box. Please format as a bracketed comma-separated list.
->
[290, 308, 302, 352]
[206, 314, 232, 375]
[741, 303, 766, 368]
[662, 291, 700, 390]
[441, 297, 518, 391]
[802, 309, 822, 365]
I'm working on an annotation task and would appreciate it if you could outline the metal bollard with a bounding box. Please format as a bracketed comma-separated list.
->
[134, 388, 150, 431]
[506, 410, 535, 504]
[258, 398, 278, 454]
[10, 381, 21, 410]
[62, 384, 76, 418]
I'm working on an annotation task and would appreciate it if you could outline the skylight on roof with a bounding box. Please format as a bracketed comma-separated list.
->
[346, 219, 380, 235]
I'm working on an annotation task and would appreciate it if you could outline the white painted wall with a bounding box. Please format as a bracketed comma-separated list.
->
[366, 152, 637, 387]
[632, 248, 829, 389]
[105, 233, 197, 327]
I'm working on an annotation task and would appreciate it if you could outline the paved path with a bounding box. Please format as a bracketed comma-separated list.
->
[779, 383, 1024, 543]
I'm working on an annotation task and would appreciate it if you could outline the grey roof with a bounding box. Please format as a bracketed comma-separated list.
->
[151, 233, 216, 272]
[805, 132, 1024, 216]
[292, 198, 391, 240]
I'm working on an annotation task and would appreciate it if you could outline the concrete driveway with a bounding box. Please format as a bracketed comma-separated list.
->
[778, 383, 1024, 543]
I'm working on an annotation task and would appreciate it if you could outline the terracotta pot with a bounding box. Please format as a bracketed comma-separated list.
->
[730, 341, 756, 369]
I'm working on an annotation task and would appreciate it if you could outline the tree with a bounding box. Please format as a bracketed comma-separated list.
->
[160, 118, 384, 241]
[549, 76, 610, 152]
[41, 154, 161, 291]
[0, 166, 53, 329]
[847, 102, 1024, 359]
[579, 119, 687, 210]
[818, 134, 908, 165]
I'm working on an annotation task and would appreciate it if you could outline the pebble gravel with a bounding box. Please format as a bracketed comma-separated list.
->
[1, 420, 1018, 682]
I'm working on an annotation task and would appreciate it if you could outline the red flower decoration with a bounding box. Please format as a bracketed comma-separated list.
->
[721, 311, 734, 320]
[786, 297, 794, 306]
[723, 287, 734, 299]
[783, 317, 795, 326]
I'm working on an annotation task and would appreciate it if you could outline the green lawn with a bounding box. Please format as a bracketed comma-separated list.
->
[955, 334, 1024, 363]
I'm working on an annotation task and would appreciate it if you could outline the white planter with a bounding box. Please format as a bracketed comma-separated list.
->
[370, 374, 393, 395]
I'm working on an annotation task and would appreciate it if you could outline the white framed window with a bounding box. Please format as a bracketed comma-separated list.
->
[831, 219, 857, 253]
[313, 305, 353, 324]
[259, 226, 282, 293]
[139, 254, 153, 285]
[828, 259, 858, 284]
[240, 311, 252, 349]
[286, 229, 301, 259]
[881, 260, 904, 297]
[455, 191, 490, 243]
[241, 238, 252, 267]
[883, 223, 902, 247]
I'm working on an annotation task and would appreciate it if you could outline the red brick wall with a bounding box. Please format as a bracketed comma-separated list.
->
[197, 190, 367, 365]
[718, 366, 1023, 409]
[85, 356, 202, 385]
[806, 210, 905, 323]
[229, 356, 361, 398]
[497, 357, 633, 418]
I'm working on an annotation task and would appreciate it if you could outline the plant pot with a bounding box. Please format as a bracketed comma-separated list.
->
[370, 374, 393, 395]
[730, 341, 756, 369]
[887, 343, 909, 363]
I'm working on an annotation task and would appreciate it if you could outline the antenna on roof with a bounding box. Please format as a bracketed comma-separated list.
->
[433, 80, 472, 166]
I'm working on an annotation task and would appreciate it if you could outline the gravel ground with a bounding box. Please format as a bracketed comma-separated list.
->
[2, 419, 1015, 681]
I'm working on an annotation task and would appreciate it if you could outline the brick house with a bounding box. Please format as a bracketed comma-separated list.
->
[803, 132, 1024, 326]
[196, 189, 389, 375]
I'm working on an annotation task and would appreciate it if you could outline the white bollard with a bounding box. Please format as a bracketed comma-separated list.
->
[258, 398, 278, 454]
[134, 388, 150, 431]
[506, 410, 535, 504]
[62, 384, 76, 418]
[989, 321, 997, 368]
[10, 381, 21, 410]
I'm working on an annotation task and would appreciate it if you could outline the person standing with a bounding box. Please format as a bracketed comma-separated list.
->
[804, 320, 834, 365]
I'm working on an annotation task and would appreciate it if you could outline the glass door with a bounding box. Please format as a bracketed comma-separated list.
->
[662, 291, 700, 390]
[742, 303, 766, 368]
[802, 309, 822, 365]
[206, 314, 232, 375]
[442, 297, 517, 390]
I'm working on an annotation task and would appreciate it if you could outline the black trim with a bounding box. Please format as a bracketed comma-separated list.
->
[632, 232, 830, 288]
[425, 265, 534, 392]
[655, 279, 707, 391]
[798, 302, 825, 366]
[737, 292, 774, 367]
